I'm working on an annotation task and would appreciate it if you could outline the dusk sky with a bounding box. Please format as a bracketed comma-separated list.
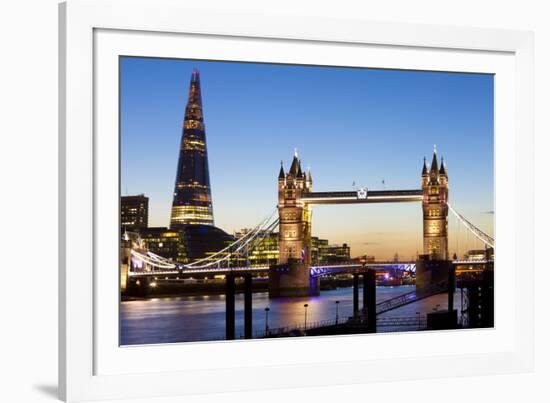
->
[120, 57, 494, 260]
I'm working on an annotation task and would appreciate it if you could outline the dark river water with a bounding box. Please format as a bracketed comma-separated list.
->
[120, 285, 464, 345]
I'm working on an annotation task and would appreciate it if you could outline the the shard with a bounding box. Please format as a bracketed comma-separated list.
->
[170, 69, 214, 227]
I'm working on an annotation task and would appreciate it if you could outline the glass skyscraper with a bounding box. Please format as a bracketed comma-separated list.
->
[170, 69, 214, 227]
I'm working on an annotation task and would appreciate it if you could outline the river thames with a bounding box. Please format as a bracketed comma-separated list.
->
[120, 285, 465, 345]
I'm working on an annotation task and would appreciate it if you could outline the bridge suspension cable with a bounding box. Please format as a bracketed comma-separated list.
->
[447, 203, 494, 249]
[184, 207, 278, 268]
[188, 216, 279, 269]
[129, 207, 280, 272]
[130, 249, 178, 269]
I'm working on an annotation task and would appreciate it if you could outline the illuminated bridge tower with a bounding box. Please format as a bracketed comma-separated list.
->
[422, 146, 449, 259]
[417, 145, 451, 292]
[170, 69, 214, 227]
[270, 151, 316, 297]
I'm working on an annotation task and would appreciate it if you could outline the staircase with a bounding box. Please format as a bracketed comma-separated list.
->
[376, 281, 448, 315]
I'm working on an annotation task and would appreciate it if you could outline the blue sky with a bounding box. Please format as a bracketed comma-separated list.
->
[120, 57, 494, 260]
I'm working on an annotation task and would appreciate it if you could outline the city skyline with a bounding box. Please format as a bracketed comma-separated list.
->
[120, 57, 494, 260]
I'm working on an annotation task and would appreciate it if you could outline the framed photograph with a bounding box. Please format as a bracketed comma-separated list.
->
[59, 0, 534, 401]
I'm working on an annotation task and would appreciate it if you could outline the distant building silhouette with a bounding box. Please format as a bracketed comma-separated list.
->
[139, 225, 234, 265]
[121, 194, 148, 231]
[233, 228, 350, 266]
[140, 227, 188, 263]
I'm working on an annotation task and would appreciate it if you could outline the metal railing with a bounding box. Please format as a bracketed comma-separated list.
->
[375, 281, 448, 315]
[256, 315, 428, 338]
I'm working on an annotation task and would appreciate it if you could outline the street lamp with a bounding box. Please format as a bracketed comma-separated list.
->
[264, 307, 270, 336]
[303, 303, 309, 331]
[335, 300, 340, 325]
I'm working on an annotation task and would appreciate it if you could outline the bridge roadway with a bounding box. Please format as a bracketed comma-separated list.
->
[127, 259, 491, 278]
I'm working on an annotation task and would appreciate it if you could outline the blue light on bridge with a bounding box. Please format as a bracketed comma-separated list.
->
[308, 263, 416, 278]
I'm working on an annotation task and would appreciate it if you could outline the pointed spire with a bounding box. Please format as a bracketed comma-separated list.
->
[278, 161, 285, 179]
[430, 144, 439, 173]
[306, 165, 312, 182]
[191, 68, 200, 83]
[187, 68, 202, 106]
[297, 159, 303, 178]
[422, 157, 428, 176]
[439, 157, 447, 176]
[289, 152, 300, 175]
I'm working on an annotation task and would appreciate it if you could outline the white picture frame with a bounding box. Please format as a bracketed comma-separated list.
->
[59, 0, 534, 401]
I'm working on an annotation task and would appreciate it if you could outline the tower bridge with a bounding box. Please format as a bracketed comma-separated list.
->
[126, 146, 494, 294]
[125, 147, 493, 339]
[272, 146, 454, 297]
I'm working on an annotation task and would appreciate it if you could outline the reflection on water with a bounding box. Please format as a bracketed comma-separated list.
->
[120, 286, 464, 345]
